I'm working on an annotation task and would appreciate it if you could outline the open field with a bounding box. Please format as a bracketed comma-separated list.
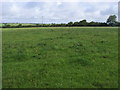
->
[2, 27, 118, 88]
[0, 23, 36, 27]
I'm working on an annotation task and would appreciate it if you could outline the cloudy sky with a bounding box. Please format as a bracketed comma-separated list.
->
[1, 0, 119, 23]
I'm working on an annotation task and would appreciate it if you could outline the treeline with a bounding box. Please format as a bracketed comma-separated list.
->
[1, 21, 119, 28]
[1, 15, 120, 28]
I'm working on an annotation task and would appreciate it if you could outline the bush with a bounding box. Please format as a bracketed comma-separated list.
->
[17, 24, 22, 27]
[3, 23, 11, 28]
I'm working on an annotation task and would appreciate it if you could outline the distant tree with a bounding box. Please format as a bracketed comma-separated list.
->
[36, 24, 40, 27]
[61, 23, 66, 27]
[88, 21, 96, 26]
[73, 22, 79, 26]
[18, 24, 22, 27]
[117, 22, 120, 26]
[106, 15, 117, 26]
[4, 23, 11, 28]
[99, 22, 108, 26]
[79, 20, 88, 26]
[68, 22, 73, 26]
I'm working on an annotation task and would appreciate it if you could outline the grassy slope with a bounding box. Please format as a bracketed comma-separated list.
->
[2, 27, 118, 88]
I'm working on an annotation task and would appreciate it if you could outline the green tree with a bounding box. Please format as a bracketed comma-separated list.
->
[73, 22, 79, 26]
[36, 24, 39, 26]
[18, 24, 22, 27]
[106, 15, 117, 26]
[4, 23, 11, 28]
[88, 21, 96, 26]
[68, 22, 73, 26]
[79, 20, 87, 26]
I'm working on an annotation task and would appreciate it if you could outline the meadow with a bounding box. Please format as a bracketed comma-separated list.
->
[0, 23, 37, 28]
[2, 27, 118, 88]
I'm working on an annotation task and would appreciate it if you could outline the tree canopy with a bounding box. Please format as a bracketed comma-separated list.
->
[106, 15, 117, 26]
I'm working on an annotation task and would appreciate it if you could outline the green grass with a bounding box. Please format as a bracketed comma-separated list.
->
[2, 27, 118, 88]
[0, 24, 3, 27]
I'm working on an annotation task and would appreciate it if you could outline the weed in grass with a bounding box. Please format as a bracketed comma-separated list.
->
[92, 82, 104, 88]
[37, 43, 46, 47]
[69, 57, 92, 66]
[100, 40, 107, 44]
[102, 56, 108, 58]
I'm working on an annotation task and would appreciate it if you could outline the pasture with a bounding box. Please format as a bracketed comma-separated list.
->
[0, 23, 36, 27]
[2, 27, 118, 88]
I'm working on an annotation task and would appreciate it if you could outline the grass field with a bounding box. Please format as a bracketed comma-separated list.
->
[0, 23, 37, 27]
[2, 27, 118, 88]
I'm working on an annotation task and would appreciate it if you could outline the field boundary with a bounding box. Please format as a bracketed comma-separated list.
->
[1, 26, 119, 30]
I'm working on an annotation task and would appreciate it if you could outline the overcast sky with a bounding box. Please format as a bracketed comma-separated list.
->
[1, 1, 118, 23]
